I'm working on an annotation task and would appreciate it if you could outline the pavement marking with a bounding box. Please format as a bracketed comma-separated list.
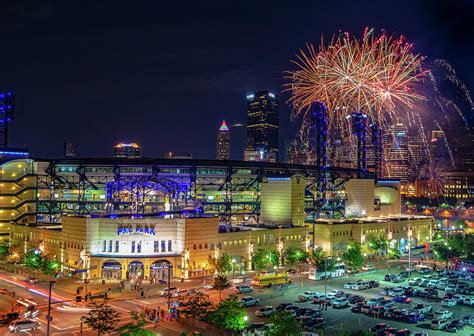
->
[137, 300, 151, 305]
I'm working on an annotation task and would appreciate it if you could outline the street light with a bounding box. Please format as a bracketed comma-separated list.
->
[46, 281, 56, 336]
[232, 259, 236, 279]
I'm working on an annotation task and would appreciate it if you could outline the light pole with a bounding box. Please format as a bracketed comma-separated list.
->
[232, 259, 236, 279]
[324, 258, 328, 296]
[407, 236, 412, 279]
[46, 280, 56, 336]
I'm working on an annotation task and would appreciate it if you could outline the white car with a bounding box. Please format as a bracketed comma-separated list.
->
[411, 303, 432, 314]
[387, 288, 404, 297]
[255, 306, 275, 317]
[9, 320, 40, 333]
[362, 265, 375, 272]
[298, 291, 319, 302]
[344, 282, 355, 289]
[311, 293, 326, 303]
[241, 296, 260, 307]
[433, 310, 453, 319]
[430, 319, 450, 330]
[160, 287, 179, 297]
[451, 294, 466, 302]
[236, 285, 253, 294]
[352, 282, 369, 291]
[332, 298, 349, 308]
[462, 297, 474, 305]
[444, 286, 455, 292]
[441, 299, 457, 307]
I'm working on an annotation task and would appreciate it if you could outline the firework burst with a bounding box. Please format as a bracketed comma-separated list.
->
[286, 28, 428, 145]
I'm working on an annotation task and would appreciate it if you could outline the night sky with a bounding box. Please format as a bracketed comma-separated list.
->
[1, 0, 473, 159]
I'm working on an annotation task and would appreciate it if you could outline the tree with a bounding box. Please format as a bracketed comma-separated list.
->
[388, 248, 400, 260]
[81, 299, 121, 336]
[41, 256, 62, 276]
[342, 240, 365, 272]
[265, 311, 302, 336]
[252, 248, 269, 271]
[212, 274, 231, 301]
[24, 249, 44, 278]
[0, 240, 10, 258]
[284, 247, 306, 267]
[179, 291, 212, 333]
[208, 253, 232, 275]
[432, 242, 462, 267]
[119, 311, 154, 336]
[308, 247, 335, 273]
[209, 295, 246, 332]
[366, 234, 389, 258]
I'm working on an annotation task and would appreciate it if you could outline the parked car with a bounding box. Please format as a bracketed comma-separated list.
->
[352, 282, 369, 291]
[351, 303, 364, 313]
[298, 291, 319, 302]
[275, 303, 294, 312]
[462, 297, 474, 305]
[411, 303, 432, 314]
[344, 282, 356, 289]
[392, 309, 409, 320]
[160, 287, 179, 297]
[368, 280, 380, 288]
[332, 298, 349, 308]
[405, 312, 425, 324]
[8, 320, 40, 333]
[362, 265, 375, 272]
[241, 296, 260, 307]
[387, 288, 405, 297]
[361, 304, 373, 314]
[462, 315, 474, 326]
[311, 293, 327, 304]
[370, 306, 386, 316]
[383, 307, 397, 318]
[430, 319, 450, 330]
[442, 299, 457, 307]
[433, 310, 453, 319]
[303, 317, 326, 331]
[413, 289, 429, 298]
[445, 320, 465, 332]
[392, 276, 405, 283]
[408, 277, 421, 286]
[385, 274, 396, 281]
[255, 306, 275, 317]
[393, 295, 412, 304]
[369, 323, 391, 333]
[236, 285, 253, 294]
[399, 271, 410, 278]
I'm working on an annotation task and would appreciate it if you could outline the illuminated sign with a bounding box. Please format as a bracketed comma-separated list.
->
[246, 94, 255, 99]
[117, 225, 155, 236]
[268, 92, 275, 98]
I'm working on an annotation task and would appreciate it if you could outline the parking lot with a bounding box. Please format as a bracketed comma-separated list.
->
[239, 267, 474, 335]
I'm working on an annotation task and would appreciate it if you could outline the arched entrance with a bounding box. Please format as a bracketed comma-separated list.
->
[150, 260, 172, 283]
[127, 261, 144, 281]
[102, 260, 122, 280]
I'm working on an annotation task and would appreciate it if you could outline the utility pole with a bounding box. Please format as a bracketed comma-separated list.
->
[324, 258, 328, 296]
[46, 280, 55, 336]
[167, 264, 171, 312]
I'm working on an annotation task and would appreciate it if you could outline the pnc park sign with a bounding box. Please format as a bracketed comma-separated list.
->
[117, 225, 156, 236]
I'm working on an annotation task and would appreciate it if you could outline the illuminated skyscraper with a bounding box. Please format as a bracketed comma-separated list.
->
[0, 92, 15, 148]
[383, 121, 409, 182]
[216, 120, 231, 160]
[114, 143, 141, 158]
[244, 90, 279, 162]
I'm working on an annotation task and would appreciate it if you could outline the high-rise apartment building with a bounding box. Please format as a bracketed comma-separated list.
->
[114, 143, 141, 158]
[216, 120, 231, 160]
[244, 90, 279, 162]
[383, 121, 409, 182]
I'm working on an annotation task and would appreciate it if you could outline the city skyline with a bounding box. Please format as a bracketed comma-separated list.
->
[0, 1, 473, 159]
